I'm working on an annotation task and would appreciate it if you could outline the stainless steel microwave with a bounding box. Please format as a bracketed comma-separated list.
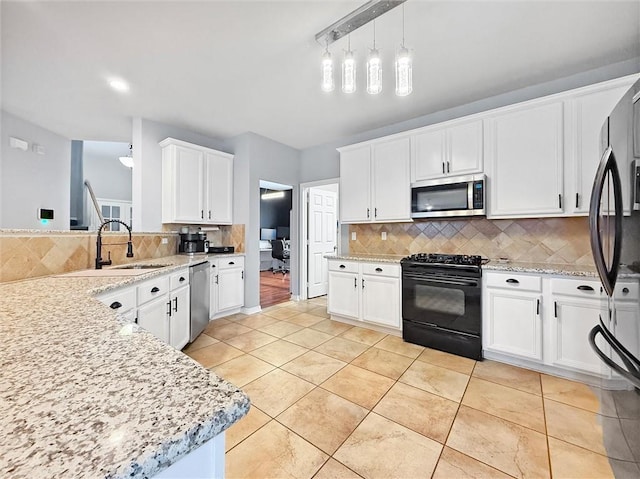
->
[411, 174, 486, 219]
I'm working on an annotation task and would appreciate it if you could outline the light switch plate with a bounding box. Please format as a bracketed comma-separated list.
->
[381, 232, 387, 240]
[161, 237, 168, 244]
[351, 232, 357, 241]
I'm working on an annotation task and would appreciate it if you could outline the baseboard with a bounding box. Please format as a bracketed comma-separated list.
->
[241, 305, 262, 315]
[290, 295, 300, 301]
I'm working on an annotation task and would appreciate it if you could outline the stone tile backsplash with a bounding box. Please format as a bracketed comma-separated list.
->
[0, 224, 246, 283]
[349, 217, 595, 265]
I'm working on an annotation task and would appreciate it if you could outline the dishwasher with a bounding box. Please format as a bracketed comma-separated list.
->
[189, 261, 210, 342]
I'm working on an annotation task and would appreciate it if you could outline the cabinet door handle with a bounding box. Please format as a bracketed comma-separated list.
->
[576, 193, 579, 209]
[173, 297, 178, 312]
[211, 264, 216, 268]
[375, 267, 383, 272]
[151, 286, 160, 293]
[339, 264, 346, 269]
[362, 278, 365, 289]
[215, 274, 219, 284]
[241, 270, 244, 279]
[442, 162, 445, 174]
[558, 194, 562, 209]
[374, 207, 377, 218]
[179, 276, 185, 282]
[622, 287, 630, 295]
[354, 277, 357, 288]
[536, 299, 540, 315]
[109, 301, 122, 310]
[209, 210, 211, 220]
[367, 208, 370, 218]
[554, 301, 558, 318]
[577, 285, 595, 291]
[506, 278, 519, 284]
[447, 161, 450, 173]
[201, 210, 204, 219]
[167, 301, 172, 317]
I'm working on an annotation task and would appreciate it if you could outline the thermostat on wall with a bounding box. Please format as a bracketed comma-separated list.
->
[38, 208, 54, 225]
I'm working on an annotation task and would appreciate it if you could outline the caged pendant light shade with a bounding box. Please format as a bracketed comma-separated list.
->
[321, 37, 334, 92]
[366, 21, 382, 94]
[342, 35, 356, 94]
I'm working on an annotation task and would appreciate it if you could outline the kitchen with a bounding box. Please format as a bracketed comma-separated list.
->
[2, 1, 640, 478]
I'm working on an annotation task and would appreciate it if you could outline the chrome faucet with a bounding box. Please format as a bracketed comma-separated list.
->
[95, 219, 134, 269]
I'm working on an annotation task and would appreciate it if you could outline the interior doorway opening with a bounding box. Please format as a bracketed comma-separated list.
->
[259, 179, 293, 308]
[300, 179, 340, 301]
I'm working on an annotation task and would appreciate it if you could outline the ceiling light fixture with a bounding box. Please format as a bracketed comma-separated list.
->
[321, 36, 335, 92]
[395, 3, 412, 96]
[342, 35, 356, 94]
[119, 144, 134, 168]
[261, 190, 285, 200]
[367, 20, 382, 94]
[109, 78, 130, 93]
[315, 1, 409, 96]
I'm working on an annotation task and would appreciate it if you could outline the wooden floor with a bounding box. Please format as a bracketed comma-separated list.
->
[260, 270, 291, 308]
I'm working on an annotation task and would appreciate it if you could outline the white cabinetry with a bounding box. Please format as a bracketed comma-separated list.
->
[210, 255, 245, 319]
[327, 259, 401, 330]
[564, 77, 635, 214]
[160, 138, 233, 225]
[339, 137, 411, 223]
[486, 101, 565, 218]
[412, 119, 483, 181]
[483, 272, 543, 361]
[96, 286, 137, 323]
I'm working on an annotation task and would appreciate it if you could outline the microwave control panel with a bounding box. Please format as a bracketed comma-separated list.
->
[472, 181, 484, 209]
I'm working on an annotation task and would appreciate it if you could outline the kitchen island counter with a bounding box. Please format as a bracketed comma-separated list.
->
[0, 255, 250, 478]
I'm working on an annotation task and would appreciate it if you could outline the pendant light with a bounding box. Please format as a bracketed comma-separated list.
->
[342, 34, 356, 94]
[366, 20, 382, 95]
[395, 3, 412, 96]
[321, 36, 334, 92]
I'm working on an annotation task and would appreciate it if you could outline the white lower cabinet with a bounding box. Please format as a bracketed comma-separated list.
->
[327, 260, 401, 330]
[483, 271, 640, 382]
[169, 285, 191, 349]
[210, 255, 245, 318]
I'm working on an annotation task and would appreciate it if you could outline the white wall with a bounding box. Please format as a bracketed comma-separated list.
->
[225, 132, 301, 310]
[132, 118, 229, 232]
[1, 111, 71, 229]
[82, 141, 132, 202]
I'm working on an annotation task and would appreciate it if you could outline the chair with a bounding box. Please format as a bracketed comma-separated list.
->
[271, 239, 290, 275]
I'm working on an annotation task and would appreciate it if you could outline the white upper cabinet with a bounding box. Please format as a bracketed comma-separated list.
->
[160, 138, 234, 225]
[564, 76, 636, 215]
[339, 137, 411, 223]
[486, 101, 565, 218]
[412, 119, 483, 182]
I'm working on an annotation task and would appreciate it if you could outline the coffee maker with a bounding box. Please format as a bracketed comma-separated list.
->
[178, 232, 209, 254]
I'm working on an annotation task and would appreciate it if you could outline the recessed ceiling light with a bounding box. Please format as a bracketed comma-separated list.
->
[109, 79, 129, 92]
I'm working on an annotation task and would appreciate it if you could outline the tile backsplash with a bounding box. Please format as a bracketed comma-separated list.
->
[0, 224, 246, 283]
[349, 217, 595, 265]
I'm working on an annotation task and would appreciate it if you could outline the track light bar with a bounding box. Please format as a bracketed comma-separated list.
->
[315, 0, 406, 46]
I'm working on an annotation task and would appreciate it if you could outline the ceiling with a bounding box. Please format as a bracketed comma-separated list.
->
[2, 1, 639, 150]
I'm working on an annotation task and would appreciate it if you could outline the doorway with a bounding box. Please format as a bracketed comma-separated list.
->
[259, 180, 293, 308]
[300, 179, 340, 300]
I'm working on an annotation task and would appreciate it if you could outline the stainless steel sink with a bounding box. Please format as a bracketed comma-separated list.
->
[113, 264, 171, 270]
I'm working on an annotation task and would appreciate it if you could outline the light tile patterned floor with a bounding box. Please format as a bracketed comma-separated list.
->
[185, 297, 640, 479]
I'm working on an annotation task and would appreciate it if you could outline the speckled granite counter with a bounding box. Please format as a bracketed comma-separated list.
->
[0, 254, 249, 478]
[483, 260, 640, 279]
[325, 253, 404, 263]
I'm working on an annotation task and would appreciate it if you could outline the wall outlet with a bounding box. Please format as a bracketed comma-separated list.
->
[351, 232, 357, 241]
[381, 232, 387, 240]
[161, 237, 168, 244]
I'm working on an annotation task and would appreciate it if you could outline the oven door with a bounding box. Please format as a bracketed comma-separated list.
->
[402, 267, 481, 336]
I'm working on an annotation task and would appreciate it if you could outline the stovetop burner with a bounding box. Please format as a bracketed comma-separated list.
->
[401, 253, 484, 266]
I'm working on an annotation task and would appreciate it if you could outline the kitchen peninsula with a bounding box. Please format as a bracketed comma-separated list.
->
[0, 256, 250, 478]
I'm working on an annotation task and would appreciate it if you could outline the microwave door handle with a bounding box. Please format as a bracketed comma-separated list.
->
[589, 146, 623, 297]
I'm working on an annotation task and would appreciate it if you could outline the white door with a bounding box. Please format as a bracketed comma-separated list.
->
[307, 188, 338, 298]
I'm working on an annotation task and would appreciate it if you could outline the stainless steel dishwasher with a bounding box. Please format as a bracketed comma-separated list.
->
[189, 260, 210, 342]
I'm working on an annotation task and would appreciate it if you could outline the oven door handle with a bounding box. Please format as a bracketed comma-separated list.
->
[403, 273, 479, 287]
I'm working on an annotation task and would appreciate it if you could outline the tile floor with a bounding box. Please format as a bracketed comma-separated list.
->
[184, 297, 640, 479]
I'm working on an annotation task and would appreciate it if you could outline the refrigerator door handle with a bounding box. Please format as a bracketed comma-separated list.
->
[588, 317, 640, 388]
[589, 145, 624, 297]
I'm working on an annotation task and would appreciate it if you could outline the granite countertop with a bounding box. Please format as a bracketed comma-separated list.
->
[0, 254, 250, 478]
[325, 253, 405, 264]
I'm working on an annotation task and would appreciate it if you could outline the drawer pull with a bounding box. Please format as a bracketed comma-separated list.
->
[229, 261, 235, 265]
[577, 285, 595, 292]
[506, 278, 519, 284]
[179, 276, 186, 282]
[622, 287, 630, 294]
[151, 287, 160, 293]
[340, 264, 346, 269]
[375, 267, 383, 272]
[110, 301, 122, 310]
[211, 264, 216, 268]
